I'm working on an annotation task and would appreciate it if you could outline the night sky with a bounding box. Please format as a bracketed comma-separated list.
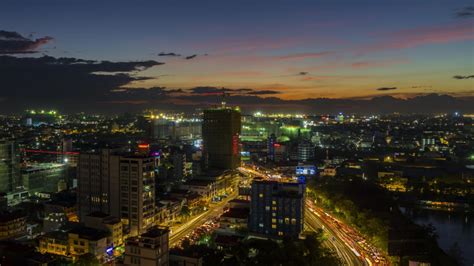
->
[0, 0, 473, 113]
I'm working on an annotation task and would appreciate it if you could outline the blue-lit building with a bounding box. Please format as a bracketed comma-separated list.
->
[249, 179, 305, 239]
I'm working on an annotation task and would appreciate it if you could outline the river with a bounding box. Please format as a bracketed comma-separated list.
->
[401, 207, 473, 265]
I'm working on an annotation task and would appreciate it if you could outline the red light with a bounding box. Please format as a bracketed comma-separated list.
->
[138, 144, 150, 149]
[274, 143, 281, 147]
[232, 135, 239, 155]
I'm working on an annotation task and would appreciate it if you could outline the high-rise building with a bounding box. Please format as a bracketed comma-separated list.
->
[267, 134, 277, 162]
[77, 149, 157, 236]
[297, 140, 314, 162]
[124, 226, 169, 266]
[202, 107, 241, 170]
[0, 141, 21, 193]
[249, 179, 305, 239]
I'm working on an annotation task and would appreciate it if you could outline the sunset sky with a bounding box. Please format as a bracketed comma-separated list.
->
[0, 0, 473, 112]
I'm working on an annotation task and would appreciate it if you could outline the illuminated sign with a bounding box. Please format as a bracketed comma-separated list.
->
[232, 134, 239, 155]
[297, 175, 306, 184]
[138, 143, 150, 149]
[296, 165, 317, 175]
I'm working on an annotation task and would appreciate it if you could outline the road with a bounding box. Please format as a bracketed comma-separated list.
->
[239, 165, 388, 265]
[169, 192, 238, 247]
[305, 201, 364, 265]
[307, 200, 388, 265]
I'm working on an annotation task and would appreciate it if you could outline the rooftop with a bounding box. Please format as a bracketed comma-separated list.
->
[141, 226, 170, 238]
[68, 226, 109, 241]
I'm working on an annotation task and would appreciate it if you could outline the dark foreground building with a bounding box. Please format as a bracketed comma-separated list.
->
[202, 106, 241, 170]
[249, 179, 305, 239]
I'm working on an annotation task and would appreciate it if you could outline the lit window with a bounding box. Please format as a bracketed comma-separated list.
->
[259, 193, 264, 198]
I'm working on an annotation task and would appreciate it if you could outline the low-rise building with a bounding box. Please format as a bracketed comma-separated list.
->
[124, 226, 169, 266]
[68, 226, 110, 263]
[38, 231, 69, 257]
[0, 210, 27, 240]
[83, 212, 123, 248]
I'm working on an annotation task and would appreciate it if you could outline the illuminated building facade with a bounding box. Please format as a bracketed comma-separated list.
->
[249, 180, 305, 239]
[38, 231, 69, 256]
[202, 107, 241, 170]
[297, 140, 314, 162]
[0, 210, 27, 240]
[68, 226, 110, 263]
[78, 149, 157, 236]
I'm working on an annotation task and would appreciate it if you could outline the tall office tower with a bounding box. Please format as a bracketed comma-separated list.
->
[0, 141, 21, 193]
[77, 149, 157, 236]
[249, 179, 305, 239]
[202, 106, 241, 170]
[297, 140, 314, 162]
[267, 134, 277, 161]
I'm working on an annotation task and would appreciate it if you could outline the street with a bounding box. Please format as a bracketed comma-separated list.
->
[168, 192, 238, 247]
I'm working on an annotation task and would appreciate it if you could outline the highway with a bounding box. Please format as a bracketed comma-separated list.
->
[239, 165, 388, 265]
[169, 192, 238, 247]
[305, 201, 363, 265]
[306, 200, 388, 265]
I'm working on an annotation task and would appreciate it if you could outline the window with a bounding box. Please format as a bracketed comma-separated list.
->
[272, 224, 277, 229]
[259, 193, 264, 198]
[265, 206, 270, 211]
[278, 231, 284, 236]
[291, 218, 297, 225]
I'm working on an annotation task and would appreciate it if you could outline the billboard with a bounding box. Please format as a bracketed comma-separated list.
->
[296, 165, 317, 175]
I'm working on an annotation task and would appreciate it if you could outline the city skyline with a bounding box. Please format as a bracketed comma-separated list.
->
[1, 0, 473, 113]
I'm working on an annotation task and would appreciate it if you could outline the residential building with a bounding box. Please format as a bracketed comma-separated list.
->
[68, 226, 110, 263]
[77, 149, 157, 236]
[124, 226, 169, 266]
[0, 210, 27, 240]
[38, 231, 69, 257]
[249, 179, 305, 239]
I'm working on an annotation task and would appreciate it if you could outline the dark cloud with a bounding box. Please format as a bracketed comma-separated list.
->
[455, 6, 474, 18]
[0, 30, 53, 54]
[376, 87, 398, 91]
[185, 54, 197, 60]
[0, 55, 162, 112]
[453, 75, 474, 79]
[190, 87, 229, 94]
[247, 90, 281, 95]
[189, 87, 277, 96]
[233, 88, 253, 92]
[298, 72, 308, 76]
[158, 52, 181, 57]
